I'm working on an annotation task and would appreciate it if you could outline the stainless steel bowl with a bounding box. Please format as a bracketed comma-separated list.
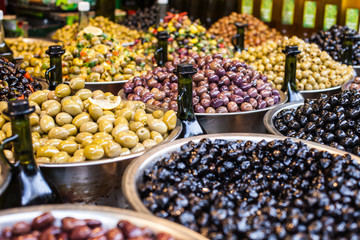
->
[119, 90, 288, 133]
[354, 65, 360, 76]
[299, 85, 341, 100]
[83, 81, 127, 95]
[263, 101, 304, 135]
[122, 133, 359, 215]
[39, 105, 181, 207]
[0, 204, 207, 240]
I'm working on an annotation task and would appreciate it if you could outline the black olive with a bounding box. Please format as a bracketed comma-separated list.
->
[325, 123, 336, 132]
[323, 132, 335, 143]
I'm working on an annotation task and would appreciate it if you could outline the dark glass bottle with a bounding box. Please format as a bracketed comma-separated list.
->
[0, 100, 62, 209]
[96, 0, 115, 21]
[45, 45, 65, 91]
[155, 31, 170, 67]
[156, 0, 168, 26]
[341, 31, 356, 65]
[176, 64, 206, 138]
[232, 22, 248, 53]
[281, 45, 304, 102]
[0, 10, 14, 63]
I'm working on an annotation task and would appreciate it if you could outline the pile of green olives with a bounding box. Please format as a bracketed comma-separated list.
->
[0, 78, 177, 163]
[6, 38, 58, 59]
[234, 36, 354, 91]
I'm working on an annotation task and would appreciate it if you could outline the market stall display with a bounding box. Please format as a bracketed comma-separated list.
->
[52, 16, 143, 44]
[0, 205, 207, 240]
[209, 12, 282, 48]
[234, 36, 354, 98]
[266, 90, 360, 156]
[123, 133, 360, 239]
[306, 25, 360, 65]
[0, 56, 42, 101]
[22, 27, 150, 82]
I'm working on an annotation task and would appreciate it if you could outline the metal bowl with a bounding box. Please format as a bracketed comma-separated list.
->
[122, 133, 359, 215]
[39, 105, 181, 207]
[299, 85, 341, 100]
[83, 81, 128, 95]
[0, 204, 207, 240]
[354, 65, 360, 76]
[119, 90, 288, 133]
[263, 101, 304, 135]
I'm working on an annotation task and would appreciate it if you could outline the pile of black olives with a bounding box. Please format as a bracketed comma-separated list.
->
[123, 5, 178, 31]
[0, 57, 41, 101]
[307, 25, 360, 65]
[274, 90, 360, 156]
[139, 138, 360, 239]
[123, 53, 281, 113]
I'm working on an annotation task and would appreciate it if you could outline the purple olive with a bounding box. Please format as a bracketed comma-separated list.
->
[257, 100, 267, 109]
[220, 85, 229, 92]
[141, 92, 153, 103]
[193, 96, 200, 105]
[195, 104, 206, 113]
[153, 83, 162, 89]
[255, 95, 262, 101]
[154, 91, 166, 101]
[133, 79, 143, 87]
[209, 89, 220, 98]
[230, 95, 244, 105]
[261, 75, 268, 82]
[153, 67, 162, 75]
[123, 82, 134, 94]
[156, 72, 167, 81]
[196, 86, 208, 96]
[169, 101, 178, 111]
[200, 98, 211, 108]
[206, 107, 216, 113]
[127, 94, 134, 100]
[272, 89, 280, 96]
[227, 101, 239, 112]
[171, 94, 178, 101]
[219, 76, 231, 86]
[193, 90, 197, 97]
[249, 98, 258, 108]
[210, 61, 221, 71]
[164, 97, 171, 103]
[161, 102, 169, 109]
[229, 84, 238, 91]
[216, 106, 228, 113]
[213, 53, 223, 60]
[240, 102, 253, 111]
[209, 83, 219, 90]
[139, 88, 150, 97]
[232, 75, 242, 87]
[205, 69, 215, 78]
[233, 88, 244, 97]
[147, 78, 158, 88]
[205, 55, 213, 63]
[222, 90, 231, 98]
[211, 97, 224, 108]
[169, 83, 178, 92]
[208, 74, 220, 83]
[133, 76, 142, 81]
[198, 81, 209, 88]
[132, 95, 141, 101]
[169, 74, 178, 82]
[223, 62, 232, 71]
[265, 97, 275, 106]
[218, 93, 229, 105]
[216, 68, 226, 78]
[273, 95, 280, 104]
[162, 79, 170, 87]
[242, 83, 252, 92]
[201, 93, 211, 99]
[256, 80, 266, 91]
[260, 89, 272, 98]
[247, 88, 258, 98]
[243, 93, 250, 102]
[172, 58, 180, 66]
[197, 58, 206, 68]
[193, 73, 205, 82]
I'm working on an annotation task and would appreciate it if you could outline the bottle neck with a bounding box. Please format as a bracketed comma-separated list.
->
[156, 38, 168, 67]
[235, 27, 245, 52]
[282, 53, 298, 93]
[78, 11, 89, 32]
[49, 55, 63, 90]
[177, 75, 195, 121]
[0, 20, 5, 45]
[156, 3, 167, 26]
[10, 114, 36, 166]
[342, 38, 353, 65]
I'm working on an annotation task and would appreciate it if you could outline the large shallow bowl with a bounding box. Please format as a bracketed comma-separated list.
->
[122, 133, 359, 215]
[119, 90, 288, 133]
[299, 85, 341, 100]
[0, 204, 207, 240]
[263, 101, 304, 135]
[39, 105, 181, 207]
[83, 81, 127, 95]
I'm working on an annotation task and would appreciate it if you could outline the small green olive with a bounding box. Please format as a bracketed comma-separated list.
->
[44, 139, 62, 148]
[29, 113, 40, 126]
[136, 127, 150, 142]
[48, 127, 70, 140]
[55, 84, 71, 98]
[37, 145, 59, 158]
[72, 112, 91, 129]
[80, 122, 98, 134]
[46, 101, 62, 117]
[63, 124, 78, 136]
[147, 119, 168, 135]
[58, 140, 79, 155]
[104, 141, 122, 158]
[142, 139, 157, 149]
[84, 144, 104, 160]
[56, 112, 73, 126]
[62, 99, 82, 116]
[98, 119, 113, 133]
[40, 115, 55, 133]
[69, 77, 85, 90]
[93, 132, 113, 141]
[150, 131, 164, 143]
[88, 104, 103, 121]
[130, 143, 145, 153]
[51, 151, 70, 163]
[28, 91, 47, 105]
[75, 132, 93, 144]
[115, 131, 139, 148]
[75, 89, 93, 101]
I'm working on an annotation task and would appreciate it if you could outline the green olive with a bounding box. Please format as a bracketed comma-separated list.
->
[28, 91, 47, 105]
[92, 90, 105, 100]
[104, 140, 121, 158]
[111, 124, 129, 137]
[115, 108, 133, 121]
[47, 91, 61, 102]
[58, 140, 79, 155]
[40, 115, 55, 133]
[75, 132, 93, 144]
[29, 113, 40, 126]
[134, 109, 147, 123]
[97, 115, 115, 124]
[72, 112, 91, 129]
[62, 124, 78, 136]
[62, 99, 82, 116]
[29, 101, 41, 115]
[91, 139, 109, 148]
[42, 100, 58, 110]
[74, 149, 85, 157]
[81, 138, 94, 148]
[0, 130, 6, 141]
[71, 96, 84, 111]
[163, 110, 176, 130]
[36, 157, 51, 164]
[147, 119, 168, 135]
[80, 122, 98, 134]
[46, 101, 62, 117]
[69, 77, 85, 90]
[136, 127, 150, 142]
[56, 112, 73, 126]
[51, 151, 70, 163]
[115, 131, 139, 148]
[0, 115, 5, 129]
[142, 139, 157, 149]
[48, 127, 69, 140]
[88, 104, 103, 121]
[37, 145, 59, 158]
[93, 132, 113, 141]
[84, 144, 104, 160]
[44, 139, 62, 148]
[152, 110, 164, 119]
[114, 116, 128, 126]
[75, 89, 93, 100]
[98, 119, 113, 133]
[55, 84, 71, 98]
[32, 125, 44, 135]
[130, 143, 145, 153]
[69, 156, 86, 162]
[150, 131, 164, 143]
[129, 121, 144, 132]
[120, 147, 131, 156]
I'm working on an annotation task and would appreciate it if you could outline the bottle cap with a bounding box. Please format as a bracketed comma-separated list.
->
[176, 64, 197, 75]
[282, 45, 301, 55]
[0, 10, 3, 21]
[46, 45, 65, 56]
[78, 1, 90, 12]
[234, 22, 248, 28]
[157, 31, 170, 40]
[158, 0, 168, 4]
[4, 100, 35, 117]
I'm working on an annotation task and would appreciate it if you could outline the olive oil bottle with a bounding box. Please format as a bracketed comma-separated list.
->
[45, 45, 65, 91]
[0, 10, 14, 63]
[0, 100, 62, 209]
[232, 22, 248, 53]
[78, 1, 90, 32]
[176, 64, 206, 138]
[155, 31, 169, 67]
[341, 31, 356, 65]
[281, 46, 304, 102]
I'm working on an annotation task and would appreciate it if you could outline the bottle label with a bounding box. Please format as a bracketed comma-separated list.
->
[282, 0, 295, 25]
[242, 0, 254, 15]
[303, 1, 317, 28]
[346, 8, 360, 31]
[323, 4, 338, 30]
[261, 0, 273, 22]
